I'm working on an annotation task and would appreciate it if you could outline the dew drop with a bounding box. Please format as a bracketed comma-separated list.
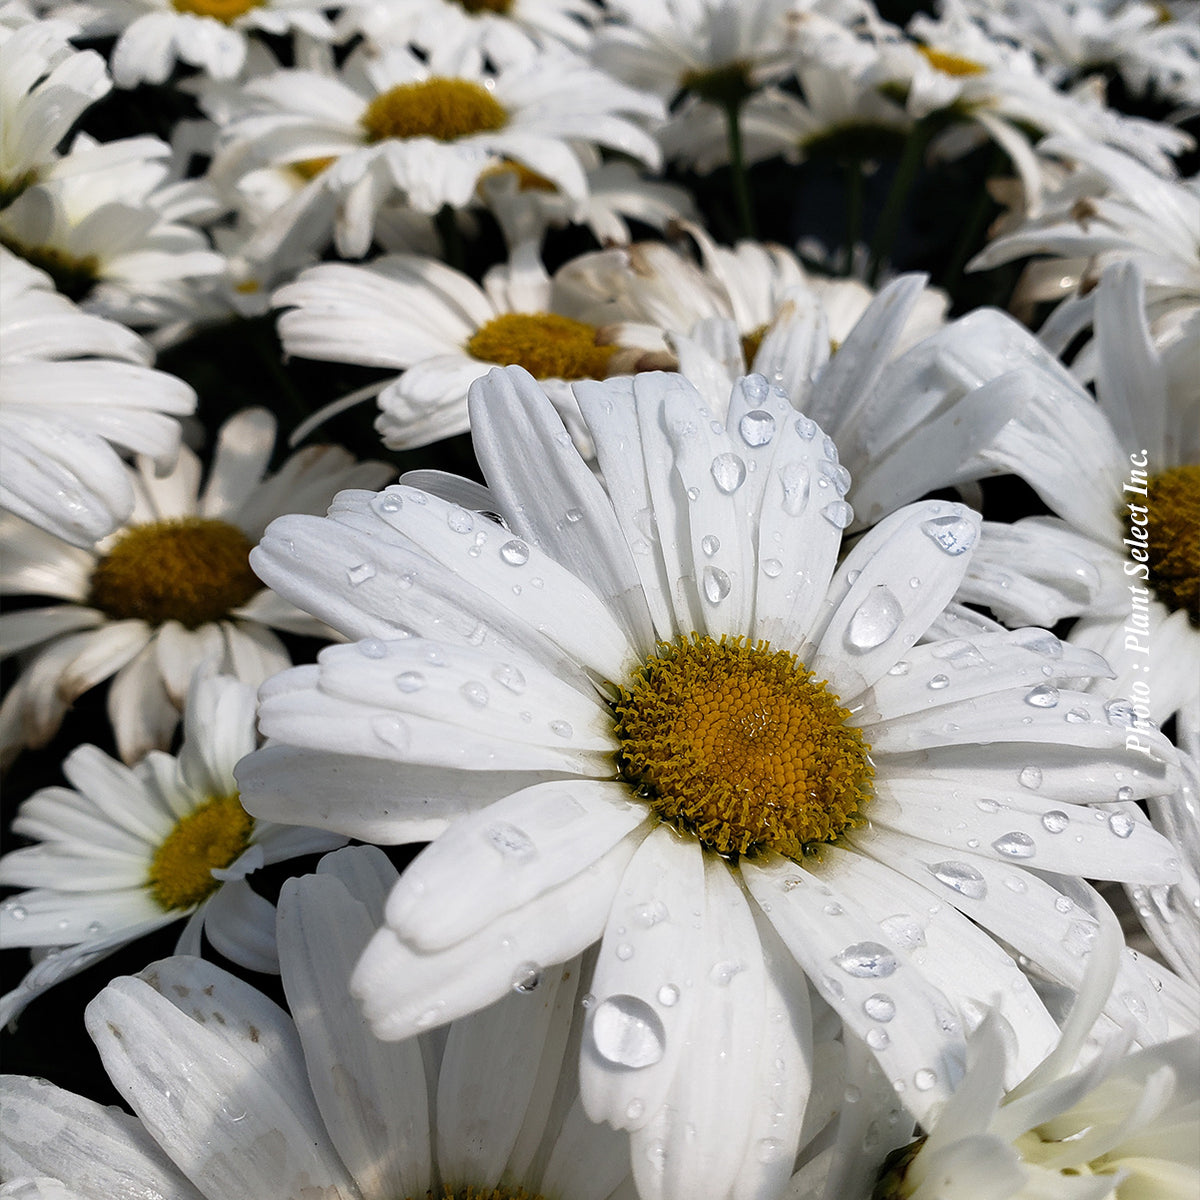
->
[928, 673, 950, 690]
[879, 914, 926, 951]
[992, 832, 1036, 859]
[1122, 991, 1149, 1022]
[1025, 685, 1059, 709]
[358, 638, 388, 659]
[914, 1068, 937, 1091]
[921, 512, 977, 555]
[1108, 812, 1135, 839]
[821, 461, 852, 495]
[616, 942, 634, 961]
[833, 942, 898, 979]
[739, 408, 777, 447]
[485, 822, 536, 860]
[686, 486, 700, 502]
[795, 414, 817, 439]
[511, 962, 541, 993]
[460, 681, 488, 707]
[976, 798, 1000, 814]
[565, 507, 583, 524]
[846, 585, 904, 650]
[755, 1138, 784, 1164]
[866, 1028, 890, 1050]
[591, 995, 666, 1068]
[1065, 707, 1090, 724]
[1062, 920, 1098, 957]
[929, 861, 988, 900]
[701, 533, 721, 557]
[447, 507, 474, 534]
[703, 565, 732, 604]
[863, 993, 896, 1022]
[370, 715, 409, 750]
[500, 539, 530, 566]
[378, 494, 402, 513]
[85, 920, 104, 936]
[779, 462, 810, 515]
[657, 983, 680, 1007]
[346, 561, 376, 586]
[394, 671, 425, 693]
[5, 904, 26, 920]
[711, 452, 747, 493]
[709, 960, 743, 986]
[1041, 810, 1070, 833]
[740, 373, 769, 402]
[822, 500, 854, 528]
[888, 660, 911, 676]
[634, 900, 669, 927]
[424, 645, 447, 667]
[626, 1098, 645, 1121]
[761, 557, 783, 578]
[1018, 766, 1043, 790]
[1004, 875, 1028, 893]
[550, 719, 573, 739]
[492, 663, 526, 693]
[1054, 895, 1074, 913]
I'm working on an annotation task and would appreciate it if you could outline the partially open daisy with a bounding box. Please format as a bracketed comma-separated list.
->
[0, 250, 195, 547]
[241, 365, 1180, 1199]
[0, 406, 392, 764]
[211, 40, 662, 259]
[0, 673, 344, 1024]
[0, 846, 633, 1199]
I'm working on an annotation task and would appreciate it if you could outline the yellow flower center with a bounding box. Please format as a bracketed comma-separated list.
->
[466, 312, 616, 380]
[478, 160, 558, 193]
[146, 795, 254, 912]
[1145, 464, 1200, 625]
[679, 60, 755, 107]
[0, 169, 38, 208]
[291, 155, 336, 180]
[917, 45, 987, 77]
[361, 78, 508, 143]
[453, 0, 514, 12]
[614, 635, 874, 859]
[87, 517, 261, 630]
[171, 0, 262, 22]
[0, 237, 98, 302]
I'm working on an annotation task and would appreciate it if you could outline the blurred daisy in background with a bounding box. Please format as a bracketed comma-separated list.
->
[0, 406, 392, 764]
[0, 674, 344, 1024]
[0, 845, 634, 1200]
[0, 250, 194, 546]
[243, 365, 1179, 1200]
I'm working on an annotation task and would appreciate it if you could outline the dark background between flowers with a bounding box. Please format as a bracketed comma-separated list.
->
[2, 0, 1195, 1116]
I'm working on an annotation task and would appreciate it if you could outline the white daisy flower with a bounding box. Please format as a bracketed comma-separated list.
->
[0, 406, 393, 764]
[61, 0, 336, 88]
[240, 364, 1181, 1200]
[0, 20, 108, 207]
[0, 673, 345, 1024]
[970, 138, 1200, 357]
[959, 263, 1199, 736]
[210, 41, 663, 259]
[0, 131, 226, 333]
[274, 241, 648, 453]
[0, 249, 194, 547]
[0, 845, 634, 1200]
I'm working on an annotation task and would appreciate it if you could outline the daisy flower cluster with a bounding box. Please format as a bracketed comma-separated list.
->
[1, 0, 1198, 1198]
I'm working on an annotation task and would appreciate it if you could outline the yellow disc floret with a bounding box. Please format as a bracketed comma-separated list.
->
[172, 0, 262, 22]
[361, 78, 507, 143]
[87, 517, 260, 629]
[454, 0, 514, 12]
[406, 1188, 546, 1200]
[1146, 464, 1200, 625]
[467, 312, 616, 380]
[146, 795, 254, 912]
[917, 45, 987, 76]
[0, 238, 98, 302]
[614, 635, 874, 859]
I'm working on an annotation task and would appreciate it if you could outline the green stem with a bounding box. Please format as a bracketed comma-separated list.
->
[843, 157, 864, 277]
[723, 100, 756, 241]
[436, 204, 465, 273]
[866, 121, 930, 287]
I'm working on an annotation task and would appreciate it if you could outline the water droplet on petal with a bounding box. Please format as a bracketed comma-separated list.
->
[460, 681, 488, 707]
[863, 993, 896, 1022]
[686, 486, 700, 502]
[634, 900, 669, 927]
[1041, 810, 1070, 833]
[346, 562, 376, 585]
[822, 500, 854, 528]
[779, 462, 810, 514]
[846, 585, 904, 650]
[358, 638, 388, 659]
[976, 798, 1000, 813]
[761, 557, 783, 578]
[565, 507, 583, 524]
[615, 942, 634, 961]
[371, 715, 409, 751]
[711, 452, 747, 493]
[1062, 920, 1098, 957]
[888, 660, 911, 676]
[703, 565, 732, 604]
[550, 719, 573, 739]
[914, 1068, 937, 1091]
[591, 995, 666, 1068]
[795, 415, 817, 440]
[626, 1098, 645, 1121]
[511, 962, 541, 993]
[1054, 895, 1074, 913]
[739, 408, 777, 446]
[394, 671, 425, 693]
[447, 507, 474, 534]
[709, 960, 743, 986]
[928, 673, 950, 690]
[929, 861, 988, 900]
[500, 539, 530, 565]
[1018, 766, 1043, 790]
[1105, 699, 1138, 728]
[756, 1138, 784, 1164]
[992, 832, 1036, 859]
[866, 1028, 890, 1050]
[485, 822, 536, 860]
[921, 512, 977, 555]
[657, 983, 680, 1007]
[1065, 707, 1090, 724]
[1025, 685, 1059, 708]
[492, 664, 526, 693]
[701, 534, 721, 557]
[1108, 812, 1135, 838]
[879, 914, 926, 950]
[378, 494, 402, 513]
[1116, 785, 1134, 802]
[833, 942, 898, 978]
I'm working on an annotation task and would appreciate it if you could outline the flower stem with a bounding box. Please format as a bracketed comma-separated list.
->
[723, 100, 756, 240]
[867, 120, 929, 286]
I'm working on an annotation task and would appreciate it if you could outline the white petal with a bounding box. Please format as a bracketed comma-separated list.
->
[202, 879, 279, 974]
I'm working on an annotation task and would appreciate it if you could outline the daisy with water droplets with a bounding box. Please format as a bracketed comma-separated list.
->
[0, 250, 195, 547]
[0, 406, 392, 764]
[0, 673, 344, 1024]
[240, 364, 1181, 1200]
[210, 40, 662, 259]
[0, 846, 634, 1200]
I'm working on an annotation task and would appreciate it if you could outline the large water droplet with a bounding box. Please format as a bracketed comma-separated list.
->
[485, 822, 536, 860]
[879, 914, 926, 951]
[657, 983, 680, 1007]
[779, 462, 810, 515]
[1104, 699, 1138, 728]
[833, 942, 898, 978]
[460, 681, 488, 707]
[866, 1028, 890, 1050]
[822, 500, 854, 528]
[703, 565, 732, 604]
[711, 452, 747, 493]
[929, 861, 988, 900]
[863, 993, 896, 1022]
[931, 639, 984, 668]
[921, 513, 977, 555]
[1041, 810, 1070, 833]
[761, 557, 783, 578]
[634, 900, 669, 927]
[701, 533, 721, 557]
[500, 539, 530, 565]
[492, 663, 526, 693]
[591, 995, 666, 1068]
[846, 585, 904, 650]
[511, 962, 541, 993]
[992, 832, 1036, 859]
[346, 562, 376, 586]
[394, 671, 425, 693]
[447, 507, 474, 534]
[1108, 812, 1135, 838]
[1018, 766, 1043, 790]
[739, 408, 777, 447]
[821, 461, 852, 496]
[740, 373, 769, 402]
[550, 719, 574, 739]
[913, 1068, 937, 1091]
[378, 494, 402, 513]
[795, 415, 817, 439]
[1064, 707, 1090, 724]
[928, 673, 950, 690]
[358, 638, 388, 659]
[1025, 685, 1059, 709]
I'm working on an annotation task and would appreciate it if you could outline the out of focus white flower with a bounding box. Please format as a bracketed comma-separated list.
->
[0, 250, 194, 546]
